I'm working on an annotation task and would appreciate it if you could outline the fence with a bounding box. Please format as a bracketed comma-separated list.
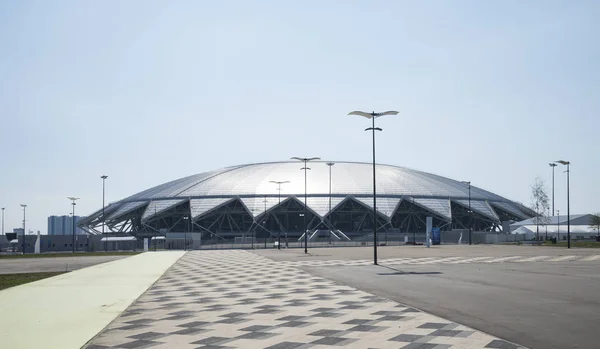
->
[0, 231, 535, 254]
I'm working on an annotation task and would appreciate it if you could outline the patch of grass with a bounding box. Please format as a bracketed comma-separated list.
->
[0, 272, 67, 291]
[542, 241, 600, 248]
[0, 251, 142, 259]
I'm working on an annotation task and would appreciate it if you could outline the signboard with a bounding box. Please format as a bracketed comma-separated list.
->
[432, 228, 441, 245]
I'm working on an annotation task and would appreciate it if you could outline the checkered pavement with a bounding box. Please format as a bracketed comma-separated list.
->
[85, 250, 526, 349]
[280, 254, 600, 268]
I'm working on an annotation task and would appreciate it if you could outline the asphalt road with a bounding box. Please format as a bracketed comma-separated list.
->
[0, 255, 129, 274]
[256, 244, 600, 261]
[306, 260, 600, 349]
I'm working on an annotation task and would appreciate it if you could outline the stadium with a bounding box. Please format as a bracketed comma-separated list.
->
[78, 161, 536, 245]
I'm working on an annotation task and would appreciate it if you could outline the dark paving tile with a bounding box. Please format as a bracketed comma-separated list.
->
[346, 325, 387, 332]
[252, 308, 281, 314]
[485, 339, 520, 349]
[179, 321, 211, 328]
[191, 337, 231, 345]
[127, 332, 166, 340]
[308, 329, 343, 337]
[377, 315, 408, 322]
[343, 319, 371, 325]
[310, 337, 348, 346]
[235, 331, 277, 340]
[311, 312, 343, 318]
[119, 339, 160, 349]
[114, 323, 151, 331]
[429, 329, 462, 337]
[240, 325, 273, 332]
[215, 317, 249, 324]
[277, 321, 311, 327]
[388, 334, 423, 342]
[340, 304, 365, 310]
[418, 322, 449, 329]
[171, 327, 209, 335]
[400, 344, 448, 349]
[276, 315, 304, 321]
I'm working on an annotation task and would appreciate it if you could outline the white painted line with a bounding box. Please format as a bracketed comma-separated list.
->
[512, 256, 551, 262]
[418, 256, 465, 264]
[483, 256, 522, 263]
[403, 257, 439, 264]
[447, 256, 494, 264]
[546, 255, 579, 262]
[580, 255, 600, 261]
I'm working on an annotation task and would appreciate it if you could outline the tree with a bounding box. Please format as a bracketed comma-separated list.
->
[590, 213, 600, 238]
[531, 177, 550, 241]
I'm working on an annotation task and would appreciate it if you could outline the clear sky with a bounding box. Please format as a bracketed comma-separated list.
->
[1, 0, 598, 233]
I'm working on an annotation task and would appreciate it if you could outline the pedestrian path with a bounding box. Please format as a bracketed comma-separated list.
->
[279, 254, 600, 267]
[85, 250, 526, 349]
[0, 251, 185, 349]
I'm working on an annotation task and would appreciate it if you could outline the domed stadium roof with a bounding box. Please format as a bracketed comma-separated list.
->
[81, 161, 535, 230]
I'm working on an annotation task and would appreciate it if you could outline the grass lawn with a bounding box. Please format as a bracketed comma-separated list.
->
[542, 241, 600, 248]
[0, 251, 141, 259]
[0, 272, 67, 291]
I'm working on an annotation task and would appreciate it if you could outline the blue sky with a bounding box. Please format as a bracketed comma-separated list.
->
[1, 0, 598, 233]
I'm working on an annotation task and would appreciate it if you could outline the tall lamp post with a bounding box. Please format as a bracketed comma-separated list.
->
[1, 207, 5, 237]
[555, 160, 570, 248]
[549, 163, 556, 216]
[101, 175, 108, 252]
[269, 180, 290, 250]
[462, 181, 472, 245]
[557, 209, 560, 242]
[291, 157, 320, 254]
[326, 162, 335, 243]
[349, 110, 398, 266]
[20, 205, 26, 254]
[68, 197, 79, 253]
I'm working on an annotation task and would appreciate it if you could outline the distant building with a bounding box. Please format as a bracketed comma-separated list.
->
[47, 215, 86, 235]
[13, 228, 24, 235]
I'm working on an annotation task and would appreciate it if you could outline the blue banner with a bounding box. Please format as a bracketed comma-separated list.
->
[432, 227, 441, 245]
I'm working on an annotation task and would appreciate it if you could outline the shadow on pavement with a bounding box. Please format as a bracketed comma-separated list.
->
[377, 265, 442, 276]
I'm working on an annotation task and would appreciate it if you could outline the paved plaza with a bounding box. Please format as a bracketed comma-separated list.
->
[85, 250, 524, 349]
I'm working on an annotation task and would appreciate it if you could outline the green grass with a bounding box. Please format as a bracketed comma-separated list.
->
[0, 272, 67, 290]
[542, 241, 600, 248]
[0, 251, 142, 259]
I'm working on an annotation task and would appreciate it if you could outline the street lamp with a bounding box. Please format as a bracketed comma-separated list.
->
[1, 207, 5, 237]
[555, 160, 571, 248]
[263, 196, 269, 248]
[291, 157, 321, 254]
[557, 209, 560, 242]
[269, 180, 290, 250]
[326, 162, 335, 244]
[101, 175, 108, 252]
[462, 181, 472, 245]
[68, 197, 79, 253]
[20, 205, 26, 254]
[349, 110, 398, 265]
[549, 164, 556, 216]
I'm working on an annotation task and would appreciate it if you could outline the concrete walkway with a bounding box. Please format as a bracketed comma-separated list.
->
[0, 251, 185, 349]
